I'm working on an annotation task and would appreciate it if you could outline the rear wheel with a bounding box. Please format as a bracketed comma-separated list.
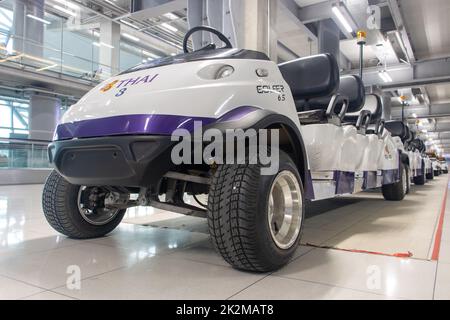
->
[405, 164, 411, 194]
[426, 168, 434, 180]
[42, 170, 126, 239]
[382, 162, 407, 201]
[413, 161, 426, 185]
[207, 150, 304, 272]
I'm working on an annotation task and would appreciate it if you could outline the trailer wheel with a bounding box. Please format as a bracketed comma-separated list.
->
[207, 150, 304, 272]
[413, 161, 426, 185]
[382, 162, 407, 201]
[42, 170, 126, 239]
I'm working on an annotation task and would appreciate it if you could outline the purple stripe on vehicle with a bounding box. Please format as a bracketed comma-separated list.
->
[334, 171, 355, 195]
[363, 171, 378, 190]
[216, 106, 260, 122]
[55, 106, 260, 140]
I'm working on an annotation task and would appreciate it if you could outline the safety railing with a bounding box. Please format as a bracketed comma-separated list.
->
[0, 33, 116, 83]
[0, 138, 51, 169]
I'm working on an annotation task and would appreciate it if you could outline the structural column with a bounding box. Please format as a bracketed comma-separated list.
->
[12, 0, 44, 57]
[317, 19, 340, 63]
[187, 0, 278, 61]
[99, 19, 121, 76]
[28, 95, 61, 141]
[229, 0, 278, 60]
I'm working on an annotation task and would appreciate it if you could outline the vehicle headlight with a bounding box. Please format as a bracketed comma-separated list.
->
[215, 65, 234, 79]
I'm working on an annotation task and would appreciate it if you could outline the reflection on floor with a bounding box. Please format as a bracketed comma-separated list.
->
[0, 176, 449, 300]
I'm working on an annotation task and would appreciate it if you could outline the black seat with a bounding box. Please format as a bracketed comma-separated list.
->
[410, 139, 426, 153]
[304, 75, 366, 113]
[385, 121, 409, 141]
[279, 54, 340, 102]
[345, 94, 382, 125]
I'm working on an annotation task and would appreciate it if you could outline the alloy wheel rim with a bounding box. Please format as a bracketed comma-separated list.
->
[267, 171, 303, 250]
[77, 186, 121, 226]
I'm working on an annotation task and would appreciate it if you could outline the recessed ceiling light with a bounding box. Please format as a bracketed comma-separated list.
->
[53, 5, 77, 17]
[122, 33, 140, 42]
[54, 0, 79, 10]
[163, 13, 179, 20]
[36, 64, 58, 72]
[331, 5, 353, 33]
[161, 22, 178, 33]
[27, 14, 51, 25]
[120, 19, 139, 29]
[142, 50, 160, 59]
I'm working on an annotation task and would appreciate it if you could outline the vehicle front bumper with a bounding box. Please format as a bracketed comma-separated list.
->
[48, 135, 175, 187]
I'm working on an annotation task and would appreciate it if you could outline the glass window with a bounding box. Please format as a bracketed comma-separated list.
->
[0, 97, 29, 138]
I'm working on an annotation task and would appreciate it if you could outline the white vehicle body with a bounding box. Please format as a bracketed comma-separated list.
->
[53, 52, 402, 202]
[441, 161, 448, 172]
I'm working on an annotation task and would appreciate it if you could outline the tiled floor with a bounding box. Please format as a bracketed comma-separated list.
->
[0, 177, 449, 300]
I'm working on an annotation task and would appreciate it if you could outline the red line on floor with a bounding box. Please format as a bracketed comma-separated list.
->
[431, 176, 450, 261]
[304, 243, 413, 259]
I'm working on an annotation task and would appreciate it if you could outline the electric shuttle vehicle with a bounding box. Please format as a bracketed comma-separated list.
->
[43, 26, 410, 272]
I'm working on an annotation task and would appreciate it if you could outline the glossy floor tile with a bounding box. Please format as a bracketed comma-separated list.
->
[230, 275, 391, 300]
[0, 179, 449, 300]
[274, 248, 437, 299]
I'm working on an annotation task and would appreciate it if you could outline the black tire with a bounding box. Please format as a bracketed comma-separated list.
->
[207, 150, 304, 272]
[426, 168, 434, 180]
[413, 161, 426, 185]
[382, 161, 407, 201]
[42, 170, 126, 239]
[405, 164, 411, 194]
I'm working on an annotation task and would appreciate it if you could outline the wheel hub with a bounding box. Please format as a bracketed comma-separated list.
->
[267, 171, 303, 250]
[77, 187, 121, 226]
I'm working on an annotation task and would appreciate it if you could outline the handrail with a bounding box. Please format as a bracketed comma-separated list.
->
[0, 138, 51, 145]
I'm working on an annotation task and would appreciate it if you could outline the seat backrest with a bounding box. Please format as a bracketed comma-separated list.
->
[279, 54, 340, 101]
[410, 139, 426, 153]
[345, 94, 382, 124]
[301, 75, 366, 113]
[385, 121, 408, 140]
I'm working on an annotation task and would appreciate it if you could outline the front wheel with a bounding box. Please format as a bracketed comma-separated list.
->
[42, 170, 126, 239]
[207, 150, 304, 272]
[382, 162, 407, 201]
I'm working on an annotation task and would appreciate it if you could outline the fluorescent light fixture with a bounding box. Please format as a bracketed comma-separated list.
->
[122, 33, 140, 42]
[27, 14, 51, 25]
[171, 53, 176, 56]
[412, 113, 418, 118]
[93, 42, 114, 49]
[163, 13, 179, 20]
[36, 64, 58, 72]
[378, 70, 393, 83]
[120, 19, 139, 29]
[161, 22, 178, 33]
[142, 50, 160, 59]
[54, 0, 79, 10]
[53, 5, 77, 17]
[332, 5, 353, 33]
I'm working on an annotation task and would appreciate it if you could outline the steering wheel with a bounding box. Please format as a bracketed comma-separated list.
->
[183, 26, 233, 54]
